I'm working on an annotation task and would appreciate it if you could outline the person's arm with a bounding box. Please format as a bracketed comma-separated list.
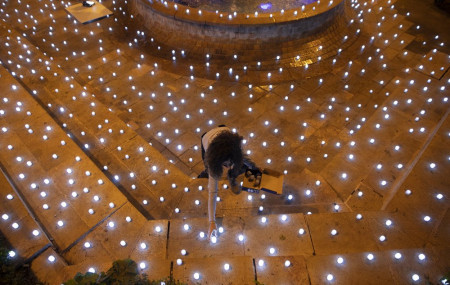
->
[243, 154, 258, 170]
[207, 175, 218, 239]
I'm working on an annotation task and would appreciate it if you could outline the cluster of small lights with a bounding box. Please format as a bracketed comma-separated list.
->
[0, 1, 447, 284]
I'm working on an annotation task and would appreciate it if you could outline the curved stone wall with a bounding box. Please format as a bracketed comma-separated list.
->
[129, 0, 346, 43]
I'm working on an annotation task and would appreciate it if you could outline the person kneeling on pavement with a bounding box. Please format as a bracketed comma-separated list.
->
[198, 125, 260, 240]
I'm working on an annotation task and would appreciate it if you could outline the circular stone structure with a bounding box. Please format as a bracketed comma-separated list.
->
[170, 0, 320, 14]
[129, 0, 353, 61]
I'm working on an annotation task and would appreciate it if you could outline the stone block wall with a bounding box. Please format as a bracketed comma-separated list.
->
[129, 0, 346, 43]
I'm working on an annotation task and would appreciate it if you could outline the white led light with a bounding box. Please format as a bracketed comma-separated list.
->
[331, 229, 337, 236]
[223, 263, 231, 272]
[258, 259, 264, 267]
[193, 272, 200, 280]
[418, 253, 426, 260]
[327, 274, 334, 281]
[269, 247, 276, 254]
[367, 253, 374, 261]
[337, 257, 344, 264]
[48, 255, 56, 262]
[394, 252, 402, 259]
[412, 274, 419, 281]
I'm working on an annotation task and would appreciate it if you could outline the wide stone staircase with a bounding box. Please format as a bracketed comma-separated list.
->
[0, 0, 449, 284]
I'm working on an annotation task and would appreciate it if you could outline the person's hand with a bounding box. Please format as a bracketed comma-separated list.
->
[208, 221, 217, 240]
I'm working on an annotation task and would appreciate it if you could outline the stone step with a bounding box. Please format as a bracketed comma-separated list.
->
[32, 244, 450, 285]
[0, 168, 51, 261]
[0, 64, 128, 251]
[32, 247, 450, 285]
[53, 206, 445, 267]
[30, 247, 67, 285]
[0, 22, 191, 220]
[33, 231, 449, 285]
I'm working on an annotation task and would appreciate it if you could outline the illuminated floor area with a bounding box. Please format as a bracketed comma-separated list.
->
[0, 0, 449, 284]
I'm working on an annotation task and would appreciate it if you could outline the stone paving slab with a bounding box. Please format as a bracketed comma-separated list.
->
[385, 111, 449, 217]
[172, 256, 255, 285]
[255, 255, 309, 285]
[63, 202, 167, 264]
[31, 247, 67, 285]
[168, 216, 246, 260]
[307, 251, 395, 285]
[306, 212, 380, 255]
[388, 246, 450, 285]
[65, 1, 113, 24]
[346, 182, 383, 211]
[244, 213, 314, 257]
[419, 50, 450, 79]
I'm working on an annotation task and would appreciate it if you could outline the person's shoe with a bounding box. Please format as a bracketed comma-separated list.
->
[197, 170, 209, 178]
[229, 177, 241, 195]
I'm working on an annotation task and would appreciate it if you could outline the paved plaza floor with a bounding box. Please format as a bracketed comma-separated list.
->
[0, 0, 449, 284]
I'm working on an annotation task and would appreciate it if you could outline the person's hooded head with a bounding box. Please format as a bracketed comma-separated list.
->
[205, 131, 243, 180]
